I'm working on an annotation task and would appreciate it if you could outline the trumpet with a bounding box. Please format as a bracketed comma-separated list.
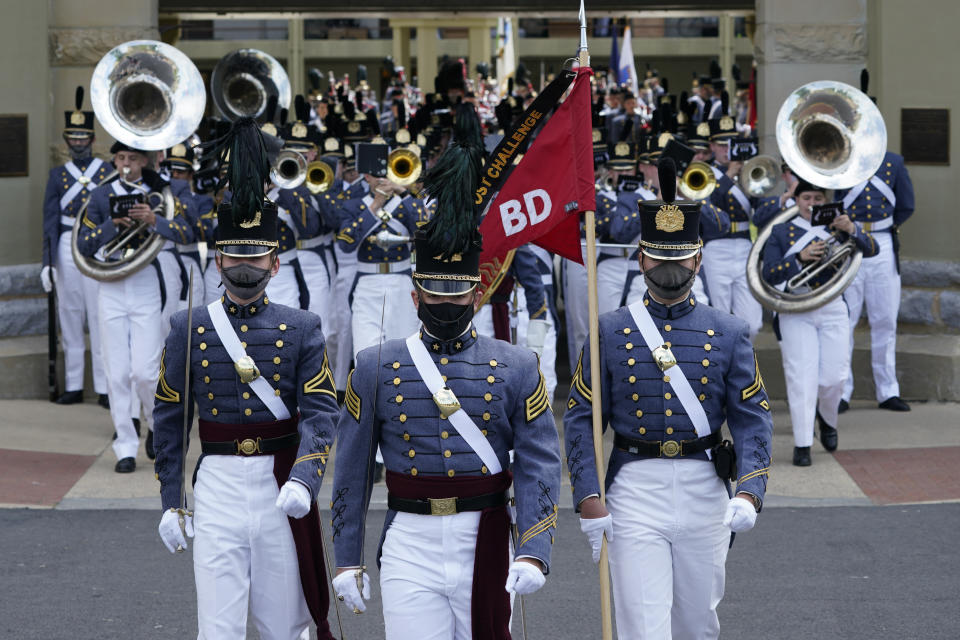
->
[595, 167, 615, 192]
[270, 149, 307, 190]
[387, 148, 422, 187]
[678, 161, 717, 200]
[305, 160, 334, 194]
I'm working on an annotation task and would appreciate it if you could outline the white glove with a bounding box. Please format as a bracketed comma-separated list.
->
[722, 496, 758, 532]
[40, 266, 56, 293]
[332, 568, 371, 613]
[158, 508, 194, 554]
[526, 318, 548, 357]
[504, 560, 546, 595]
[579, 514, 614, 563]
[275, 480, 313, 519]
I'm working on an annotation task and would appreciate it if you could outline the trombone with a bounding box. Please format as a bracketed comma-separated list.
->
[678, 161, 717, 200]
[270, 149, 308, 190]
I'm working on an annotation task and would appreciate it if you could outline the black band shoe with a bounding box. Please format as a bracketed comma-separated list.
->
[817, 411, 838, 452]
[793, 446, 812, 467]
[146, 430, 156, 460]
[114, 457, 136, 473]
[878, 396, 911, 412]
[55, 390, 83, 405]
[98, 394, 110, 409]
[837, 399, 849, 414]
[132, 418, 142, 438]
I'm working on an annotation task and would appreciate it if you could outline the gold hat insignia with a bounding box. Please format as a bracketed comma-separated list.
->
[720, 116, 735, 130]
[261, 123, 277, 136]
[171, 143, 187, 158]
[347, 121, 361, 133]
[70, 111, 85, 126]
[655, 204, 684, 233]
[615, 142, 630, 156]
[324, 137, 339, 151]
[292, 122, 308, 138]
[697, 122, 711, 136]
[658, 133, 674, 148]
[239, 211, 262, 229]
[592, 129, 602, 143]
[396, 129, 411, 144]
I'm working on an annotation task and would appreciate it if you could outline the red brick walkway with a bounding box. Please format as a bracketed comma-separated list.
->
[0, 449, 97, 506]
[833, 447, 960, 505]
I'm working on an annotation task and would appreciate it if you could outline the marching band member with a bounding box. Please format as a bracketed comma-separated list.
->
[76, 141, 194, 473]
[835, 150, 915, 412]
[41, 86, 111, 407]
[331, 104, 561, 638]
[153, 118, 339, 639]
[704, 110, 763, 338]
[761, 178, 878, 466]
[566, 158, 772, 640]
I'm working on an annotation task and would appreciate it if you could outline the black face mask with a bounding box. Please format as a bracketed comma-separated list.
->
[644, 261, 696, 301]
[66, 139, 93, 161]
[418, 301, 474, 341]
[221, 263, 272, 300]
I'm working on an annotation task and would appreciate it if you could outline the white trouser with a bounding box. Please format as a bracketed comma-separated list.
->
[700, 238, 762, 338]
[842, 232, 901, 402]
[265, 257, 301, 309]
[297, 249, 332, 333]
[55, 231, 106, 394]
[625, 272, 711, 307]
[562, 259, 623, 371]
[330, 247, 356, 389]
[98, 267, 163, 460]
[778, 298, 850, 447]
[474, 288, 557, 404]
[380, 510, 489, 640]
[193, 455, 310, 640]
[351, 272, 418, 356]
[156, 249, 184, 334]
[177, 254, 205, 310]
[607, 459, 729, 640]
[204, 256, 223, 305]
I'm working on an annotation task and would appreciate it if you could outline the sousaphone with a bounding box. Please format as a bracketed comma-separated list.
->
[211, 49, 291, 121]
[746, 80, 886, 313]
[72, 40, 206, 281]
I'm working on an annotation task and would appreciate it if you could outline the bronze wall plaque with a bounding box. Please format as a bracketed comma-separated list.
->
[901, 108, 949, 165]
[0, 115, 28, 177]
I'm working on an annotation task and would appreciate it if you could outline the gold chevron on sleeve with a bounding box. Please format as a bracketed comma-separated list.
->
[155, 348, 181, 403]
[345, 369, 361, 421]
[303, 350, 337, 397]
[572, 350, 592, 403]
[335, 231, 354, 244]
[81, 211, 96, 229]
[525, 372, 550, 422]
[741, 352, 766, 401]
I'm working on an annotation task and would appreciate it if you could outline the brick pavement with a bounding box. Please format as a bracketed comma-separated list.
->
[0, 448, 97, 506]
[833, 446, 960, 505]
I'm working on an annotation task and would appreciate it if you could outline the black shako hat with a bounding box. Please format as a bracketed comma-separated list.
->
[638, 157, 702, 261]
[413, 103, 484, 296]
[203, 117, 279, 258]
[64, 86, 95, 138]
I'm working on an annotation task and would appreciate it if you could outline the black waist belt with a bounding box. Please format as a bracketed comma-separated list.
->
[200, 431, 300, 456]
[388, 491, 508, 516]
[613, 430, 720, 458]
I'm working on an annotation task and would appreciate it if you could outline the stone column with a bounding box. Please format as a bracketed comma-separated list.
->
[753, 0, 867, 156]
[288, 18, 305, 99]
[718, 12, 734, 97]
[415, 26, 439, 95]
[391, 25, 412, 79]
[467, 25, 492, 74]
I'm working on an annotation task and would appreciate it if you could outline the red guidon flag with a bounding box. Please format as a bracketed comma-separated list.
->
[477, 67, 596, 299]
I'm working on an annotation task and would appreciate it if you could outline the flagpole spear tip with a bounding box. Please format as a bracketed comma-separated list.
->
[578, 0, 590, 64]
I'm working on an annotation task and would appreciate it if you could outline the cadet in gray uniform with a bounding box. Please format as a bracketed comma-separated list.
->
[331, 104, 562, 640]
[565, 158, 773, 640]
[153, 119, 339, 640]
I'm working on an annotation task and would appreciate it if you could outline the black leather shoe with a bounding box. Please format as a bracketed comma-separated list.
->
[373, 462, 384, 484]
[145, 430, 155, 460]
[817, 412, 838, 452]
[837, 399, 849, 414]
[55, 390, 83, 405]
[132, 418, 142, 438]
[793, 446, 812, 467]
[879, 396, 911, 412]
[98, 394, 110, 409]
[114, 457, 136, 473]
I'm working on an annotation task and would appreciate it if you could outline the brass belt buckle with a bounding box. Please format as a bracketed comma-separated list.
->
[378, 263, 390, 274]
[429, 497, 458, 516]
[661, 440, 681, 457]
[237, 437, 261, 455]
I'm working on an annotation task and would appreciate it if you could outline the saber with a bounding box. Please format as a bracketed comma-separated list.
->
[509, 512, 530, 640]
[318, 515, 346, 637]
[176, 266, 195, 552]
[46, 238, 59, 402]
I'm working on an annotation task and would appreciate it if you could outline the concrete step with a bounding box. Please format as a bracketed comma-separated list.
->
[2, 329, 958, 401]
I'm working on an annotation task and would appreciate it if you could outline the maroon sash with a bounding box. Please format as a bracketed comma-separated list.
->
[199, 417, 334, 640]
[386, 470, 514, 640]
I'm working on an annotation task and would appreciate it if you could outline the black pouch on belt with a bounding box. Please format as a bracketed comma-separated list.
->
[712, 439, 737, 482]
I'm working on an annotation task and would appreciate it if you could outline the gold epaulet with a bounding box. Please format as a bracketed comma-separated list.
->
[155, 348, 181, 403]
[525, 371, 550, 422]
[303, 349, 337, 397]
[344, 369, 361, 421]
